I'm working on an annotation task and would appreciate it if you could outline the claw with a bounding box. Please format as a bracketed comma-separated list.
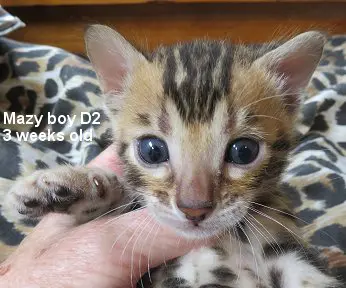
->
[93, 178, 99, 187]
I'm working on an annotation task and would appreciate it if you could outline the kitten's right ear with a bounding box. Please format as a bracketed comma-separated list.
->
[85, 25, 145, 94]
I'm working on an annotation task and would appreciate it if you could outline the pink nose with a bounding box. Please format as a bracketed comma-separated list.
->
[176, 170, 214, 224]
[179, 206, 213, 223]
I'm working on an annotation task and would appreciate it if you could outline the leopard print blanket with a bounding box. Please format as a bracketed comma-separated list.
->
[0, 13, 345, 284]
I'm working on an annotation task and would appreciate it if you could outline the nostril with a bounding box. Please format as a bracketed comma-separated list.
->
[179, 207, 213, 223]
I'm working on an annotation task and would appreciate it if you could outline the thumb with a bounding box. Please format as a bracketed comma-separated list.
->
[96, 209, 211, 284]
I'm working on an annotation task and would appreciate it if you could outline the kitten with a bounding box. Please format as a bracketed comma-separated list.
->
[4, 26, 341, 287]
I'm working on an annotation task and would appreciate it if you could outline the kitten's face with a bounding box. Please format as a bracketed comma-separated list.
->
[85, 26, 325, 238]
[112, 56, 293, 238]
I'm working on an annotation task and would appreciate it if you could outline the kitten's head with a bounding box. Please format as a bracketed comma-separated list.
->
[85, 26, 325, 238]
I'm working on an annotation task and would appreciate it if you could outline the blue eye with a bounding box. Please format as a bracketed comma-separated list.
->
[138, 137, 169, 164]
[225, 138, 259, 165]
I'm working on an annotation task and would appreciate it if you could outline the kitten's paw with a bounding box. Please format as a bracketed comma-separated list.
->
[5, 166, 124, 221]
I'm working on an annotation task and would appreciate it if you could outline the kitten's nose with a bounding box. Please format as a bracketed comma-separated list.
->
[176, 171, 214, 224]
[178, 206, 213, 223]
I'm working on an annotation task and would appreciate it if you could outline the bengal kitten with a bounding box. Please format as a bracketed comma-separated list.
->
[4, 26, 341, 287]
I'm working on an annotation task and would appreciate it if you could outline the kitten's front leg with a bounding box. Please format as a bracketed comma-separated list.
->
[4, 166, 127, 223]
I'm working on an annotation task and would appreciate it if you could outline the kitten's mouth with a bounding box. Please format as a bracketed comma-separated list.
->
[151, 203, 248, 239]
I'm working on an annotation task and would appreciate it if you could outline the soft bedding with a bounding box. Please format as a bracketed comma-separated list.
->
[0, 7, 345, 283]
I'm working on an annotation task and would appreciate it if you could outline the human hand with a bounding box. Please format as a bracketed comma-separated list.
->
[1, 210, 205, 288]
[0, 146, 209, 288]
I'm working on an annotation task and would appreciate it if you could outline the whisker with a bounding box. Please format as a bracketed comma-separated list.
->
[147, 224, 161, 283]
[248, 201, 338, 244]
[130, 215, 152, 288]
[236, 228, 243, 284]
[120, 215, 149, 261]
[110, 217, 139, 252]
[229, 224, 243, 283]
[103, 205, 147, 227]
[246, 205, 305, 249]
[243, 216, 272, 283]
[108, 205, 148, 255]
[138, 219, 157, 288]
[93, 196, 143, 221]
[246, 213, 283, 257]
[236, 223, 260, 284]
[249, 201, 307, 225]
[114, 215, 150, 286]
[243, 216, 266, 256]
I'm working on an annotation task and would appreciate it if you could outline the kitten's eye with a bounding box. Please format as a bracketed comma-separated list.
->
[138, 137, 169, 164]
[225, 138, 259, 165]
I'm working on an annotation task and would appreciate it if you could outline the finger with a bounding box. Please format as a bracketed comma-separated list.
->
[35, 213, 77, 233]
[24, 213, 76, 245]
[87, 144, 123, 176]
[7, 213, 77, 261]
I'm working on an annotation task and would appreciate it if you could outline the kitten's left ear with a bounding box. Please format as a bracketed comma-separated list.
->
[254, 31, 326, 113]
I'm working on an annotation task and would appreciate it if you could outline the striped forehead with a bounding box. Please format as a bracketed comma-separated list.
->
[154, 41, 234, 123]
[163, 98, 231, 169]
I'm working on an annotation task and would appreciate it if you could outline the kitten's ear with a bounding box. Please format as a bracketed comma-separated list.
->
[85, 25, 145, 94]
[254, 31, 326, 112]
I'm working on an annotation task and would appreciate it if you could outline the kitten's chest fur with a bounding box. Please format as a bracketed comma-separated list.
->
[147, 232, 332, 288]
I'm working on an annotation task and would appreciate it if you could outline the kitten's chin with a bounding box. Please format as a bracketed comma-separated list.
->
[156, 215, 223, 239]
[174, 225, 224, 239]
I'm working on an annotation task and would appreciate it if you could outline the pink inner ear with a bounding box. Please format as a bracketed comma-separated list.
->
[100, 61, 128, 94]
[275, 54, 315, 113]
[96, 52, 129, 94]
[89, 40, 130, 94]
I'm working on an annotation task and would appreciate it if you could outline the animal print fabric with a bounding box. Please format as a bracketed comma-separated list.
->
[0, 7, 25, 36]
[0, 36, 346, 282]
